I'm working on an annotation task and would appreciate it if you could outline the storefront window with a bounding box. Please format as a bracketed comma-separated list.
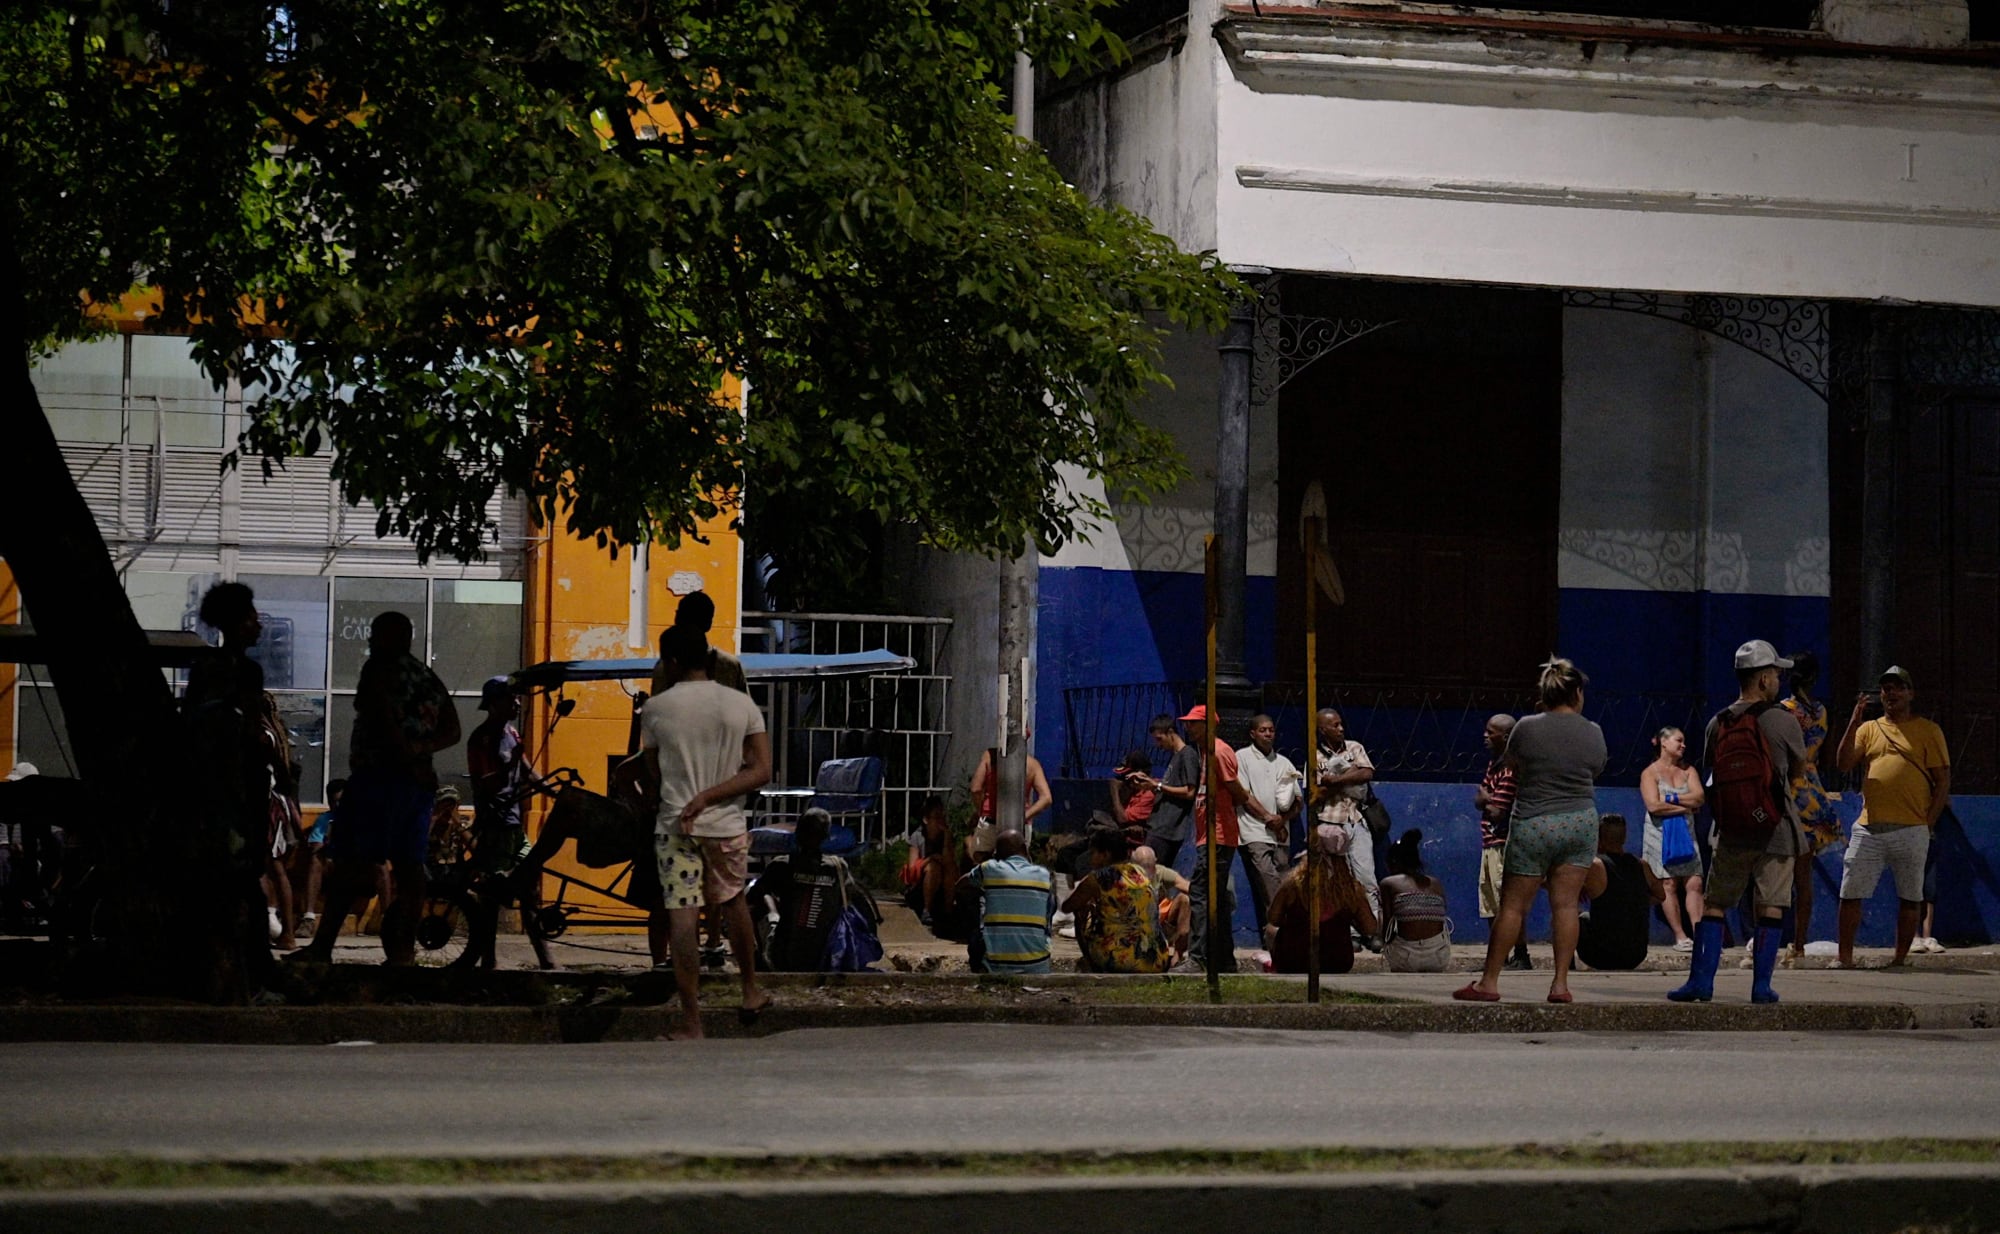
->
[430, 579, 524, 693]
[239, 574, 331, 693]
[331, 577, 427, 686]
[270, 692, 327, 803]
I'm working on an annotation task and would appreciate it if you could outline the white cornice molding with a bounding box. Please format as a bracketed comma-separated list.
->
[1217, 19, 2000, 116]
[1234, 166, 2000, 229]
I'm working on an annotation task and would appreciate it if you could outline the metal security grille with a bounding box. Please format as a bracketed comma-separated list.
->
[741, 612, 953, 845]
[1063, 681, 1718, 790]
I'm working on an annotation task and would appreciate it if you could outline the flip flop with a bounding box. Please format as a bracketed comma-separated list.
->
[1546, 990, 1573, 1004]
[1451, 983, 1500, 1002]
[738, 994, 775, 1026]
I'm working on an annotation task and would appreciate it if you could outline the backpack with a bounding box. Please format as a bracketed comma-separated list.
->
[1709, 703, 1781, 846]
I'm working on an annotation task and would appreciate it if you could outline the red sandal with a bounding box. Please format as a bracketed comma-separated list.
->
[1546, 990, 1573, 1004]
[1452, 983, 1500, 1002]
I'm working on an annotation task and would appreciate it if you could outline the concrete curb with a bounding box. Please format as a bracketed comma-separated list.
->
[5, 1165, 1997, 1233]
[0, 997, 1963, 1043]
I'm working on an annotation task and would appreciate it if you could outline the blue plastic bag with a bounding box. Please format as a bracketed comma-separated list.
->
[822, 905, 883, 973]
[1660, 815, 1697, 868]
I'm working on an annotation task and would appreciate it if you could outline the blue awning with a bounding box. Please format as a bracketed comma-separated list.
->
[509, 648, 914, 689]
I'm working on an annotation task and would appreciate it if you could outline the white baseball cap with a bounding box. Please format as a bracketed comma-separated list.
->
[4, 762, 38, 781]
[1732, 640, 1793, 671]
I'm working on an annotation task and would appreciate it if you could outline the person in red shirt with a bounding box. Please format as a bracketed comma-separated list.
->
[1179, 704, 1260, 973]
[1110, 749, 1157, 848]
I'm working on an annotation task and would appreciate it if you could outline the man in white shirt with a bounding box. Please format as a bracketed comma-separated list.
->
[1235, 714, 1300, 935]
[1315, 708, 1380, 919]
[641, 625, 773, 1039]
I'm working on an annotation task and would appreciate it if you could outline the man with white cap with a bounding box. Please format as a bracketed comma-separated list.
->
[1668, 639, 1806, 1004]
[1833, 664, 1950, 968]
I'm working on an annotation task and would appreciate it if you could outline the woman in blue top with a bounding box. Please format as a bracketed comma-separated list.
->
[1456, 657, 1606, 1004]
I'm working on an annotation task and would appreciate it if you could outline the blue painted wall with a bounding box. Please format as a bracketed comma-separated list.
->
[1036, 564, 1275, 773]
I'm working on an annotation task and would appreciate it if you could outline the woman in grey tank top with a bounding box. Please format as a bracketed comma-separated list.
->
[1455, 657, 1606, 1004]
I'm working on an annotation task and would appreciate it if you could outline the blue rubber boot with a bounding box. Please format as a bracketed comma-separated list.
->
[1750, 921, 1784, 1004]
[1667, 918, 1723, 1002]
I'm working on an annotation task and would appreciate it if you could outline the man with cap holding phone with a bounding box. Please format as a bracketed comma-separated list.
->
[1834, 665, 1951, 969]
[1178, 704, 1254, 973]
[1667, 639, 1806, 1004]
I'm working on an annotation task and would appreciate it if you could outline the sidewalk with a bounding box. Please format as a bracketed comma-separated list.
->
[451, 900, 2000, 980]
[1, 900, 1994, 1042]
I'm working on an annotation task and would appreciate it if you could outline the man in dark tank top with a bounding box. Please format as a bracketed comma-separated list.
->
[1578, 815, 1665, 971]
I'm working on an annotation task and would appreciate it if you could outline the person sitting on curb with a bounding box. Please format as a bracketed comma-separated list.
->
[1062, 828, 1167, 974]
[1133, 844, 1191, 966]
[1576, 814, 1664, 972]
[960, 830, 1055, 975]
[747, 809, 880, 973]
[1264, 825, 1377, 975]
[1378, 830, 1452, 973]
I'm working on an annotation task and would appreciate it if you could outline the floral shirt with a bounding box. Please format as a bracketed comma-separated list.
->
[1780, 695, 1838, 851]
[1079, 862, 1166, 974]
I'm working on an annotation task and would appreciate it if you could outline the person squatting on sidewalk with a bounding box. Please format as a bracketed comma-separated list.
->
[1456, 657, 1605, 1004]
[1668, 640, 1806, 1005]
[1834, 665, 1951, 968]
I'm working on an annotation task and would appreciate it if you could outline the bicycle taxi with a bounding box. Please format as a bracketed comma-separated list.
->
[422, 646, 913, 969]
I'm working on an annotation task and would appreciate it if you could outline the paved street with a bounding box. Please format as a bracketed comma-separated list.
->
[7, 1027, 1999, 1160]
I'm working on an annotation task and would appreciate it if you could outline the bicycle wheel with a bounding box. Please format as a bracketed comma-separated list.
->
[413, 889, 478, 969]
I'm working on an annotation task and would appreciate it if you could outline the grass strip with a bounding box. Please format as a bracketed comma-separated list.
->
[4, 1139, 1997, 1192]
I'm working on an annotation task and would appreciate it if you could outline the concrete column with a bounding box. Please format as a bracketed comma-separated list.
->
[1213, 291, 1255, 691]
[1859, 310, 1898, 682]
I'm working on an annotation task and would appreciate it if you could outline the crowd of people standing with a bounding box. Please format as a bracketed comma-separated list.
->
[940, 636, 1955, 1002]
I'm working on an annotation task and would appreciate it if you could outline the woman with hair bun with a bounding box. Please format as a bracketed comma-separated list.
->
[1455, 657, 1606, 1003]
[1379, 830, 1452, 972]
[1641, 725, 1706, 952]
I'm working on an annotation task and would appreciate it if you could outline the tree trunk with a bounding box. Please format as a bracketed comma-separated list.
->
[2, 200, 232, 998]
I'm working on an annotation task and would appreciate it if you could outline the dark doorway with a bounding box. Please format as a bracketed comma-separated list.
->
[1830, 309, 2000, 792]
[1275, 279, 1562, 689]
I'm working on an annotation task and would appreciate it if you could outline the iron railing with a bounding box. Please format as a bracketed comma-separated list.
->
[740, 611, 953, 845]
[1062, 682, 1712, 789]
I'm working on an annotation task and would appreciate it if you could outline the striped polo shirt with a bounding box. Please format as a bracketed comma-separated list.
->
[967, 855, 1054, 973]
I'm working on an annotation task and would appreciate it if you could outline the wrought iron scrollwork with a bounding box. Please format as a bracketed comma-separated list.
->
[1901, 306, 2000, 389]
[1563, 290, 1831, 398]
[1250, 276, 1400, 406]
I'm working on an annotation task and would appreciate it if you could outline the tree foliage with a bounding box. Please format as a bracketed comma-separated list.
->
[5, 0, 1235, 588]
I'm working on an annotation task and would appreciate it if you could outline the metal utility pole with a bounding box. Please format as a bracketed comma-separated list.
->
[1212, 279, 1263, 692]
[995, 47, 1037, 834]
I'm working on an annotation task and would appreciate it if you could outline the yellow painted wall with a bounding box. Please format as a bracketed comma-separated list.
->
[521, 501, 743, 926]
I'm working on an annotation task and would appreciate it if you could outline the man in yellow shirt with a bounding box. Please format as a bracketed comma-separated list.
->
[1833, 666, 1951, 968]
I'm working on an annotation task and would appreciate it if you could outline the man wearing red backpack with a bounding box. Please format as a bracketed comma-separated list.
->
[1668, 640, 1807, 1005]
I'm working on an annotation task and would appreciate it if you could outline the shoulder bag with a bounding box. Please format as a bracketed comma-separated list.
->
[821, 856, 885, 973]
